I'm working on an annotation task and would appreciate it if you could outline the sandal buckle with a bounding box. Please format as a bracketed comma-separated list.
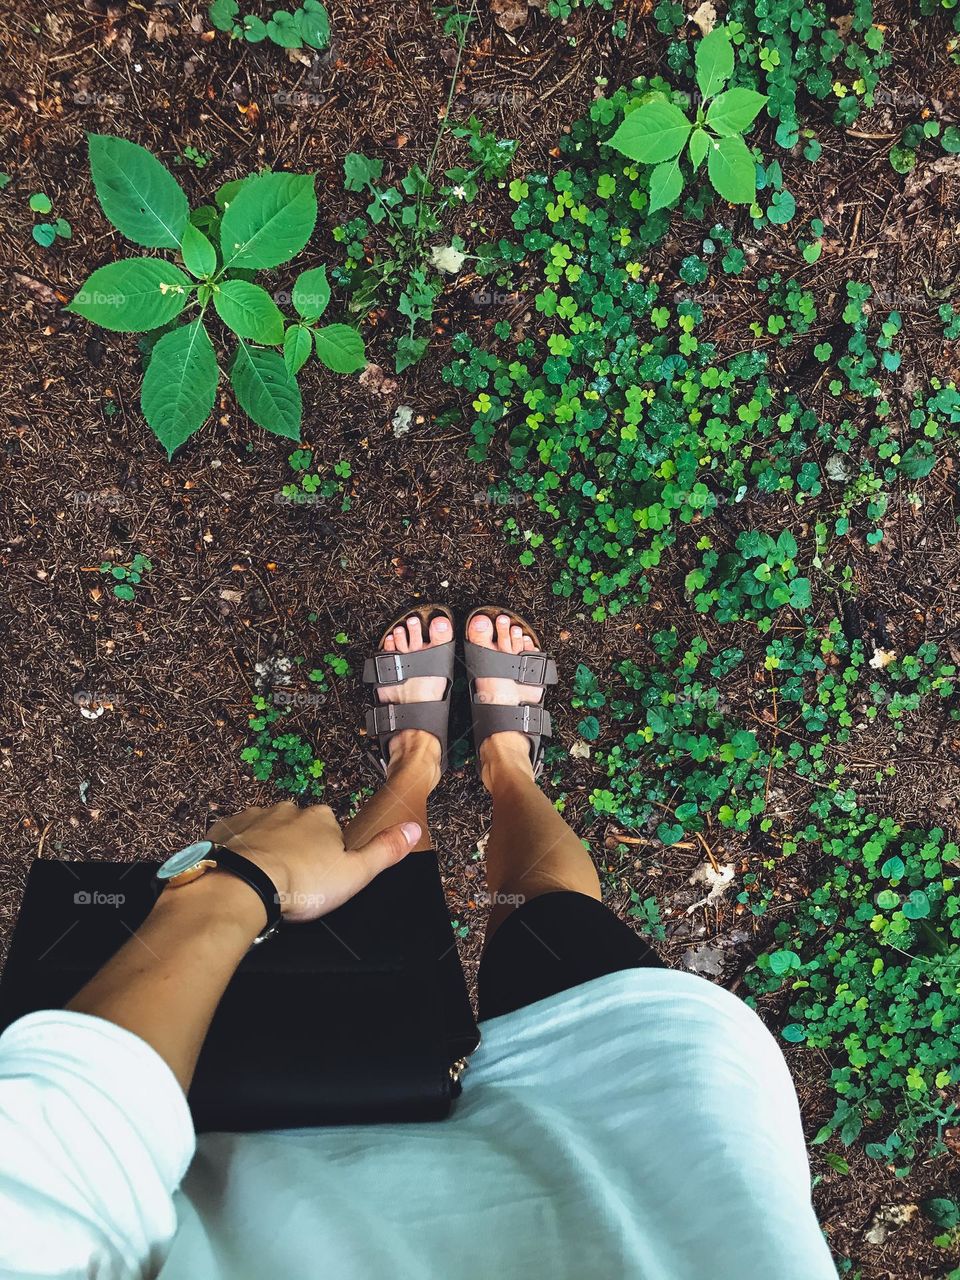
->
[517, 654, 547, 685]
[375, 652, 404, 685]
[520, 705, 543, 734]
[372, 704, 398, 734]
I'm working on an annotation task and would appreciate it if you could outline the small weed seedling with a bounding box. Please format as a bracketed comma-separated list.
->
[608, 27, 767, 210]
[280, 448, 353, 510]
[333, 3, 516, 372]
[66, 135, 366, 456]
[176, 146, 212, 170]
[209, 0, 331, 51]
[29, 192, 72, 247]
[100, 553, 153, 601]
[335, 116, 516, 371]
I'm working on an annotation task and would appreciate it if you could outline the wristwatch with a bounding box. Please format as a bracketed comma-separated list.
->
[155, 841, 283, 945]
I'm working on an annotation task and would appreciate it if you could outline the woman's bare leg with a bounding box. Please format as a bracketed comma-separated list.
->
[341, 613, 448, 853]
[467, 612, 601, 941]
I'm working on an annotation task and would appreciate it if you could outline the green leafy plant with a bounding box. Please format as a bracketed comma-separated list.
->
[209, 0, 331, 50]
[686, 529, 812, 626]
[748, 813, 960, 1171]
[66, 134, 365, 456]
[331, 4, 515, 372]
[334, 115, 516, 371]
[242, 693, 326, 795]
[29, 192, 72, 247]
[100, 553, 153, 601]
[279, 447, 353, 511]
[177, 145, 212, 170]
[608, 27, 767, 210]
[654, 2, 889, 148]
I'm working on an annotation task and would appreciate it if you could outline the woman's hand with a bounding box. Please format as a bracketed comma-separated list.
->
[207, 801, 421, 922]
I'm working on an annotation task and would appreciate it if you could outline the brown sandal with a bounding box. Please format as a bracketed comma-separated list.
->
[464, 606, 558, 778]
[362, 605, 455, 776]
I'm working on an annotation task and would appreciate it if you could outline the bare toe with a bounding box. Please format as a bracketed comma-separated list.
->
[429, 614, 452, 645]
[383, 633, 396, 652]
[406, 614, 423, 650]
[393, 623, 410, 654]
[468, 612, 495, 647]
[495, 614, 513, 650]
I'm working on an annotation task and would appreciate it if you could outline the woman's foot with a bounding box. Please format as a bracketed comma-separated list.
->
[377, 612, 451, 787]
[466, 612, 543, 789]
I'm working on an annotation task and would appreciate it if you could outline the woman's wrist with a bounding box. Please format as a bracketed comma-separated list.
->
[152, 869, 271, 939]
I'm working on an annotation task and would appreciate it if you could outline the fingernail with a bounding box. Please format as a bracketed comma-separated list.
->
[400, 822, 422, 845]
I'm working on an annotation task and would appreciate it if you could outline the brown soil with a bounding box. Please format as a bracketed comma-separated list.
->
[3, 1, 960, 1274]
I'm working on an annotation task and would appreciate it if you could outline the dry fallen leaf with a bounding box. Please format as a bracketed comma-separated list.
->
[686, 861, 735, 914]
[863, 1203, 917, 1246]
[689, 2, 717, 35]
[869, 646, 897, 670]
[491, 0, 529, 32]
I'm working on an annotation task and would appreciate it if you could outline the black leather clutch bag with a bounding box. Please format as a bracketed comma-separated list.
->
[0, 852, 480, 1132]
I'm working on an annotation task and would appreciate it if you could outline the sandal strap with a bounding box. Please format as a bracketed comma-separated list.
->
[463, 640, 558, 686]
[471, 702, 552, 743]
[365, 698, 450, 777]
[362, 644, 455, 686]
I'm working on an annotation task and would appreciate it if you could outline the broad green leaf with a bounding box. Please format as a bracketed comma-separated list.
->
[266, 13, 301, 46]
[214, 280, 285, 344]
[647, 160, 684, 213]
[706, 88, 767, 137]
[88, 133, 189, 248]
[220, 172, 317, 270]
[284, 324, 313, 375]
[688, 128, 709, 170]
[902, 890, 931, 920]
[706, 134, 757, 204]
[395, 333, 429, 372]
[296, 0, 330, 48]
[231, 339, 302, 439]
[242, 14, 267, 40]
[215, 178, 245, 211]
[695, 27, 734, 100]
[67, 259, 192, 332]
[344, 153, 384, 192]
[768, 949, 801, 976]
[609, 100, 692, 165]
[313, 323, 366, 374]
[180, 223, 217, 278]
[293, 266, 331, 320]
[141, 320, 218, 456]
[209, 0, 239, 30]
[190, 205, 221, 244]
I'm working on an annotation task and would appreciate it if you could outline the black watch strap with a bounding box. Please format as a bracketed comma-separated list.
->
[209, 845, 283, 944]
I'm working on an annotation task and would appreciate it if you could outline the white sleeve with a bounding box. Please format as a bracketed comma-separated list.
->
[0, 1010, 195, 1280]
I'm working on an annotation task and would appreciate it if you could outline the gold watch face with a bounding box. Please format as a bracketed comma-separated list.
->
[165, 860, 217, 887]
[158, 840, 219, 887]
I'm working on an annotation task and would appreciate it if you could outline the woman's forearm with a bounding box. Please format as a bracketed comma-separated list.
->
[67, 873, 266, 1092]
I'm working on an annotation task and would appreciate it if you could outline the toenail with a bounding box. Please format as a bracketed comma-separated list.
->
[476, 615, 492, 629]
[498, 615, 509, 625]
[436, 619, 450, 631]
[511, 626, 522, 636]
